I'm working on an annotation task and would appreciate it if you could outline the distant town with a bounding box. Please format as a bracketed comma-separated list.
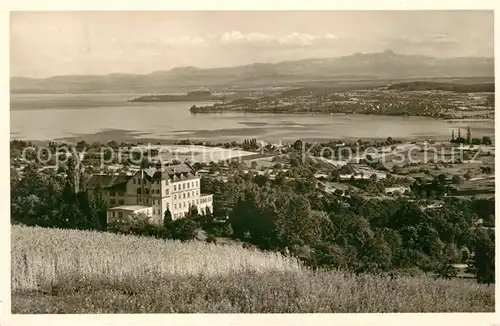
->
[190, 82, 494, 119]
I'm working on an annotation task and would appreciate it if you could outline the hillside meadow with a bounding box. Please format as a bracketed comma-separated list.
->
[11, 225, 495, 313]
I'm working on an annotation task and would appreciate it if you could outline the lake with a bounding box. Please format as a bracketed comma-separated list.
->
[10, 93, 494, 143]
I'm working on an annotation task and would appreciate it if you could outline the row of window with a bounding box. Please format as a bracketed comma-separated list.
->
[133, 178, 148, 185]
[137, 198, 150, 205]
[200, 197, 212, 204]
[109, 191, 125, 197]
[173, 180, 199, 191]
[174, 200, 198, 210]
[110, 199, 125, 205]
[132, 178, 199, 191]
[133, 178, 163, 185]
[173, 207, 207, 219]
[110, 197, 209, 208]
[110, 211, 123, 218]
[114, 197, 151, 205]
[135, 188, 170, 195]
[173, 190, 199, 200]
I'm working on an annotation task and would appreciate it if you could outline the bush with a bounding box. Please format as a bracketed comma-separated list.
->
[203, 222, 233, 238]
[206, 234, 217, 244]
[170, 218, 198, 241]
[435, 263, 458, 280]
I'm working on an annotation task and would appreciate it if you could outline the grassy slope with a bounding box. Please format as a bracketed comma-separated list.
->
[11, 226, 495, 313]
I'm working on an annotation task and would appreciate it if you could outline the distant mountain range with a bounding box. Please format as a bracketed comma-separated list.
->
[11, 50, 494, 94]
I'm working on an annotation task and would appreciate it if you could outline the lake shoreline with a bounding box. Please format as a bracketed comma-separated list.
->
[10, 129, 455, 147]
[191, 109, 495, 121]
[11, 93, 495, 144]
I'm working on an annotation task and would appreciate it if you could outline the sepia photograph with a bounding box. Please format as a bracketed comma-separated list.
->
[7, 7, 496, 317]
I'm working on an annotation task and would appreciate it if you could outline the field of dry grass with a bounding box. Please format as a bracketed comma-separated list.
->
[11, 225, 495, 313]
[11, 225, 301, 292]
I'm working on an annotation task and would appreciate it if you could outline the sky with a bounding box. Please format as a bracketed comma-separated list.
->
[10, 11, 494, 78]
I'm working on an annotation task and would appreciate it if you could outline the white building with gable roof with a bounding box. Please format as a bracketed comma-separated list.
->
[87, 163, 213, 224]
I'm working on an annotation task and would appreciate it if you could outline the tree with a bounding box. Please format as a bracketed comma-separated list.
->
[442, 243, 460, 263]
[229, 186, 281, 249]
[75, 140, 88, 152]
[85, 188, 107, 230]
[66, 155, 80, 194]
[312, 243, 346, 268]
[293, 140, 303, 151]
[289, 155, 301, 168]
[163, 208, 172, 227]
[369, 235, 393, 271]
[340, 163, 355, 175]
[329, 169, 340, 182]
[451, 175, 462, 188]
[140, 157, 151, 169]
[472, 230, 495, 284]
[480, 166, 493, 174]
[460, 247, 471, 263]
[481, 136, 492, 146]
[106, 140, 119, 150]
[276, 195, 320, 247]
[186, 204, 199, 219]
[471, 138, 482, 145]
[202, 206, 215, 224]
[436, 173, 447, 185]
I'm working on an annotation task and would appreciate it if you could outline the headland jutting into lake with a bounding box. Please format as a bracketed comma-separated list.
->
[189, 82, 494, 120]
[128, 90, 224, 102]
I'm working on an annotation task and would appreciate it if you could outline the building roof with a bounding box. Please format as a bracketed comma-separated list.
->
[87, 174, 131, 191]
[385, 186, 410, 193]
[87, 163, 197, 190]
[108, 205, 151, 212]
[143, 163, 197, 181]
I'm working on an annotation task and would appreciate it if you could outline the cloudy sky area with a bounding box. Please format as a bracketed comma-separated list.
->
[11, 11, 494, 78]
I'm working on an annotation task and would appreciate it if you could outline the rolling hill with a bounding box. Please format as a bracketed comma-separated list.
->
[388, 81, 495, 92]
[11, 50, 494, 94]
